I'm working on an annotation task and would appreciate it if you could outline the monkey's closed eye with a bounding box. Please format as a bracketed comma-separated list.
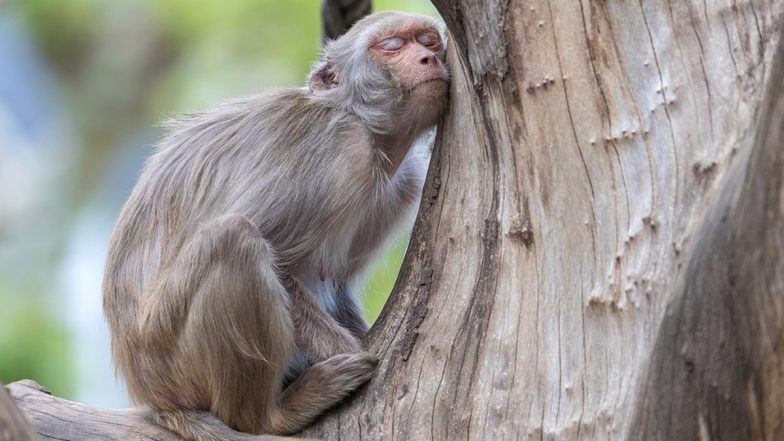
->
[378, 37, 405, 51]
[416, 33, 441, 49]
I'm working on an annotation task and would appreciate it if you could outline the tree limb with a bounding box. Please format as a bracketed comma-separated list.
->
[1, 382, 37, 441]
[321, 0, 371, 41]
[7, 380, 179, 441]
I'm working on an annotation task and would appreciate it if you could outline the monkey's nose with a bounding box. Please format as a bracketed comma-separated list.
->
[419, 54, 437, 65]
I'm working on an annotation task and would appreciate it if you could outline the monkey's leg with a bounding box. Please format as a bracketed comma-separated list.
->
[144, 214, 374, 439]
[282, 278, 367, 362]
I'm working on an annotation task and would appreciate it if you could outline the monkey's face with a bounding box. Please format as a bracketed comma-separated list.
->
[369, 25, 449, 111]
[309, 13, 450, 133]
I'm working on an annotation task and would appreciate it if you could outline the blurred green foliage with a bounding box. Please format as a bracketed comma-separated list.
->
[0, 0, 436, 400]
[0, 297, 73, 396]
[15, 0, 99, 75]
[364, 238, 410, 324]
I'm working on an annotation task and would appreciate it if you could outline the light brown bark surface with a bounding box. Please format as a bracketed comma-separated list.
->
[7, 380, 178, 441]
[0, 382, 37, 441]
[631, 26, 784, 440]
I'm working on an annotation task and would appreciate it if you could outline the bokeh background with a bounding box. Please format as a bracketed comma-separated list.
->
[0, 0, 436, 408]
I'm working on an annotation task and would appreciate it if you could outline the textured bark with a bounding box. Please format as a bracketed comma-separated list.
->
[303, 0, 784, 440]
[630, 30, 784, 441]
[1, 382, 37, 441]
[9, 1, 784, 440]
[7, 380, 178, 441]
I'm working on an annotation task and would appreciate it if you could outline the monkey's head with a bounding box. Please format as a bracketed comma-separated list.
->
[309, 11, 450, 135]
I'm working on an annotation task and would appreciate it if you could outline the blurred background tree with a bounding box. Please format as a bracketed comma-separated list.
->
[0, 0, 435, 407]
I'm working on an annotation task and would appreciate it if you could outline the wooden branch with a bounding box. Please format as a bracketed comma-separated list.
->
[7, 380, 179, 441]
[321, 0, 371, 41]
[1, 382, 37, 441]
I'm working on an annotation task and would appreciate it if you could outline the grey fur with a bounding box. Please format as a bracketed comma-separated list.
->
[103, 11, 447, 441]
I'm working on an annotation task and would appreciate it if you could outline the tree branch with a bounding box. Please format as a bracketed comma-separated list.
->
[1, 382, 37, 441]
[7, 380, 179, 441]
[321, 0, 371, 41]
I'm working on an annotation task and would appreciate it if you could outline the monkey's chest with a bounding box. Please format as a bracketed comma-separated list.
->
[297, 270, 344, 315]
[289, 166, 421, 313]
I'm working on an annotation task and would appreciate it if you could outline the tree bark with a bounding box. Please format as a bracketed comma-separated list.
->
[0, 382, 37, 441]
[7, 380, 178, 441]
[303, 0, 784, 439]
[630, 24, 784, 440]
[9, 1, 784, 440]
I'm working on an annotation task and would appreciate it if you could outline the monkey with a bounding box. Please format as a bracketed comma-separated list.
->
[102, 11, 449, 441]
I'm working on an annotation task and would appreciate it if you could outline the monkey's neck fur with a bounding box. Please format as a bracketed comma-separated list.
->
[364, 95, 443, 176]
[375, 131, 422, 176]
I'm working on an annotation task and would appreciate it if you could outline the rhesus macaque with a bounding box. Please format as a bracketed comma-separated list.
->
[103, 11, 449, 441]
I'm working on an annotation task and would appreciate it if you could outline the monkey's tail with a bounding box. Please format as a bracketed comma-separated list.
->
[151, 410, 311, 441]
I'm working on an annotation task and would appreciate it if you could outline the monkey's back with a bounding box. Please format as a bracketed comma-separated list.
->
[108, 93, 364, 289]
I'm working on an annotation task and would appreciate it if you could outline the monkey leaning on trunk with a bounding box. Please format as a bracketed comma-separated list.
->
[103, 11, 449, 441]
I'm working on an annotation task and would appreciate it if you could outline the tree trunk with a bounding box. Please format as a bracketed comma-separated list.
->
[304, 0, 784, 440]
[8, 1, 784, 440]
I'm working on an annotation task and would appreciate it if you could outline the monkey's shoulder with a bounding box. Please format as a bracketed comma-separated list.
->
[160, 89, 367, 154]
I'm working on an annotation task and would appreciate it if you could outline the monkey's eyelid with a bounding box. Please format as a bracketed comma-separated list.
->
[377, 37, 405, 51]
[416, 33, 441, 47]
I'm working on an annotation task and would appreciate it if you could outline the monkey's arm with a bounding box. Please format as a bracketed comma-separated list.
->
[331, 287, 370, 340]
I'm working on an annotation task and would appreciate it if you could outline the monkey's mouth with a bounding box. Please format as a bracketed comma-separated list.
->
[408, 77, 449, 92]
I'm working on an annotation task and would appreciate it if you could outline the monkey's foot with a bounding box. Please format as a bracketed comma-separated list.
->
[273, 352, 377, 434]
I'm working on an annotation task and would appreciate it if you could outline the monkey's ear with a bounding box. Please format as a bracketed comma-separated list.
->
[308, 61, 340, 93]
